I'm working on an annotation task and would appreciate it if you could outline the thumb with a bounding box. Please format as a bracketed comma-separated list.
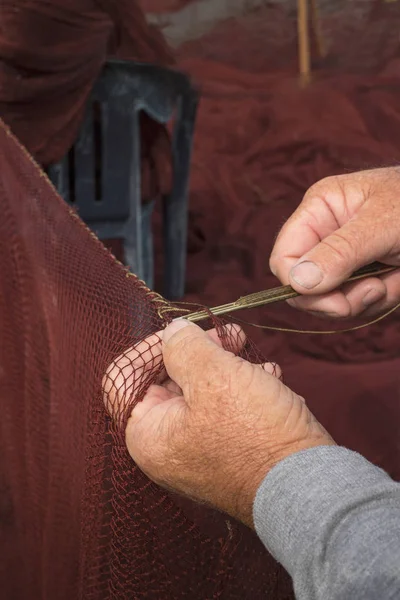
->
[289, 218, 385, 294]
[162, 320, 230, 400]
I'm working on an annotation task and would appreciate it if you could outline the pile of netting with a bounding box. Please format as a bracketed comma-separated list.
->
[145, 0, 400, 74]
[0, 120, 293, 598]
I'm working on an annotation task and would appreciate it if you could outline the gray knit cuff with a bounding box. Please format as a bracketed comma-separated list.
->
[253, 446, 392, 572]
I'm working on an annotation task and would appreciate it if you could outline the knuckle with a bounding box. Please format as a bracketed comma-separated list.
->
[225, 358, 263, 404]
[337, 303, 351, 319]
[319, 231, 359, 266]
[164, 331, 199, 372]
[269, 250, 279, 271]
[310, 175, 333, 192]
[305, 175, 341, 198]
[173, 333, 194, 361]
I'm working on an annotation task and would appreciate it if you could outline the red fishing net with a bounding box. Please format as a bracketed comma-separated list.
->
[3, 1, 400, 599]
[144, 0, 400, 75]
[0, 119, 292, 598]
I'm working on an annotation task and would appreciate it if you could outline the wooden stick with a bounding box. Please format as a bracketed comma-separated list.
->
[297, 0, 311, 84]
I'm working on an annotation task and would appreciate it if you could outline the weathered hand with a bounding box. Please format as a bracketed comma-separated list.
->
[270, 168, 400, 318]
[104, 320, 334, 528]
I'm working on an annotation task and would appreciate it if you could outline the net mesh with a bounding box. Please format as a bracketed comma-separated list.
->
[0, 119, 292, 599]
[3, 2, 400, 598]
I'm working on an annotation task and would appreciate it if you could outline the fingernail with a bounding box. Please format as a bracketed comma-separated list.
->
[290, 261, 323, 290]
[163, 319, 191, 344]
[362, 288, 385, 308]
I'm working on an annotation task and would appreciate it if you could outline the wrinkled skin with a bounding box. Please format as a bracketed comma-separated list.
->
[105, 322, 334, 527]
[105, 167, 400, 528]
[270, 168, 400, 319]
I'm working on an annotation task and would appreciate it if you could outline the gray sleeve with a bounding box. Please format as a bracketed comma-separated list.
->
[253, 446, 400, 600]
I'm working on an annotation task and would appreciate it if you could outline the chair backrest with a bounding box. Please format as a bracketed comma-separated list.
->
[47, 60, 196, 226]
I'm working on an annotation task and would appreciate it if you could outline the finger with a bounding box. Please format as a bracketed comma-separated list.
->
[164, 379, 182, 396]
[206, 322, 247, 354]
[129, 383, 176, 425]
[287, 215, 388, 295]
[340, 277, 387, 317]
[287, 277, 387, 319]
[288, 270, 400, 320]
[352, 269, 400, 318]
[126, 393, 187, 464]
[103, 324, 246, 421]
[270, 173, 395, 296]
[263, 362, 282, 380]
[103, 332, 164, 418]
[147, 331, 263, 401]
[136, 325, 245, 392]
[140, 324, 245, 389]
[287, 289, 352, 318]
[162, 320, 236, 402]
[270, 175, 366, 284]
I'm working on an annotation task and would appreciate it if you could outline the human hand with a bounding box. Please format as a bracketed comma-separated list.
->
[270, 168, 400, 318]
[104, 320, 334, 528]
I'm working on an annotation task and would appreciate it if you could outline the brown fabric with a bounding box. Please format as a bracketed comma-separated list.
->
[0, 117, 293, 598]
[0, 0, 174, 199]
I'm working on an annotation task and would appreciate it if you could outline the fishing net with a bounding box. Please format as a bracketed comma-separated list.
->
[3, 1, 400, 598]
[145, 0, 400, 73]
[0, 119, 293, 598]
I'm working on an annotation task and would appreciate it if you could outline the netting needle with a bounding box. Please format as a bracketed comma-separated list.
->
[182, 263, 396, 324]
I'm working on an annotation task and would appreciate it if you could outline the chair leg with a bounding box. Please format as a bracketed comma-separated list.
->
[163, 91, 198, 300]
[124, 189, 144, 280]
[123, 201, 154, 287]
[124, 111, 145, 281]
[141, 200, 155, 290]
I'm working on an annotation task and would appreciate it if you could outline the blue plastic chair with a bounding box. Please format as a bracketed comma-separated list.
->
[47, 59, 198, 299]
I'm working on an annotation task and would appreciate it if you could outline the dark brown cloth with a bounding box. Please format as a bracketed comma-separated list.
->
[0, 0, 174, 199]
